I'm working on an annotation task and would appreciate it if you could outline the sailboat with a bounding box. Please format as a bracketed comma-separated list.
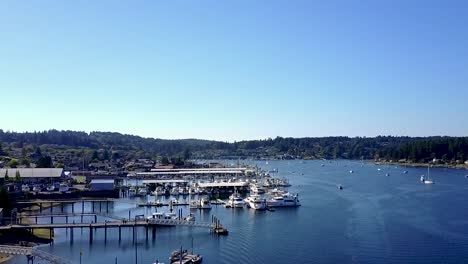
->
[423, 164, 434, 184]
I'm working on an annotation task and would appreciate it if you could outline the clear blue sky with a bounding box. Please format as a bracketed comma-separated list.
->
[1, 0, 467, 141]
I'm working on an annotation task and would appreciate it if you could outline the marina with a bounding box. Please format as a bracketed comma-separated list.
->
[4, 160, 468, 264]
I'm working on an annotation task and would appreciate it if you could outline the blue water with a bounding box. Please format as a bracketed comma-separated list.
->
[8, 160, 468, 264]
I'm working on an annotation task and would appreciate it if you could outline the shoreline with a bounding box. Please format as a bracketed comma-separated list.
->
[374, 161, 468, 170]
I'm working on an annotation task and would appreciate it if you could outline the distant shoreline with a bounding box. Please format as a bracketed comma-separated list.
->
[374, 161, 468, 170]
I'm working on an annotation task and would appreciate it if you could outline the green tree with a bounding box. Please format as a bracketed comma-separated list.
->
[183, 148, 191, 160]
[91, 150, 99, 161]
[0, 141, 5, 156]
[7, 159, 19, 168]
[4, 170, 9, 182]
[0, 186, 12, 213]
[37, 156, 53, 168]
[103, 149, 110, 160]
[161, 156, 169, 165]
[56, 163, 65, 168]
[15, 170, 21, 182]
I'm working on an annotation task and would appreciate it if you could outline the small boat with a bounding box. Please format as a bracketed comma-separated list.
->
[349, 170, 354, 174]
[21, 185, 30, 192]
[377, 168, 381, 171]
[138, 187, 148, 196]
[46, 185, 55, 192]
[338, 185, 343, 190]
[403, 171, 408, 174]
[128, 187, 137, 197]
[385, 173, 390, 177]
[184, 213, 196, 222]
[170, 240, 203, 264]
[423, 165, 434, 184]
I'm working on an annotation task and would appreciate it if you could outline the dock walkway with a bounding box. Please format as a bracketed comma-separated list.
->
[0, 245, 72, 264]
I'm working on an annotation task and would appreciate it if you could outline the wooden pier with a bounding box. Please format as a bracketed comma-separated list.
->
[1, 215, 228, 244]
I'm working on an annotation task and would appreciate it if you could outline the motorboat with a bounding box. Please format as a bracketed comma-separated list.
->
[267, 192, 301, 207]
[138, 187, 148, 196]
[46, 185, 55, 192]
[189, 196, 211, 209]
[268, 188, 284, 196]
[250, 184, 265, 194]
[152, 187, 166, 196]
[170, 187, 179, 196]
[245, 194, 267, 210]
[128, 187, 137, 197]
[21, 185, 30, 192]
[226, 192, 245, 208]
[169, 248, 202, 264]
[184, 213, 196, 222]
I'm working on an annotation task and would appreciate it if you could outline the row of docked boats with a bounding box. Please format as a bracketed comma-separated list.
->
[224, 189, 300, 210]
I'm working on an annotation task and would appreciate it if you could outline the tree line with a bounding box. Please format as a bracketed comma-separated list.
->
[0, 130, 467, 163]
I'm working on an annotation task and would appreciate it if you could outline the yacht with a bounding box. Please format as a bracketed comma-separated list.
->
[226, 192, 245, 208]
[199, 197, 211, 209]
[190, 197, 211, 209]
[267, 192, 301, 207]
[250, 184, 265, 194]
[245, 194, 267, 210]
[268, 188, 284, 196]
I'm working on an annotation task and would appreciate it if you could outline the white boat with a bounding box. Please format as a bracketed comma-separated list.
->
[226, 192, 245, 208]
[250, 184, 265, 194]
[152, 187, 166, 196]
[170, 198, 180, 205]
[21, 185, 30, 192]
[199, 197, 211, 209]
[46, 185, 55, 192]
[349, 170, 354, 174]
[267, 192, 301, 207]
[147, 212, 177, 222]
[170, 187, 179, 196]
[32, 185, 41, 192]
[268, 188, 284, 196]
[128, 187, 137, 197]
[59, 183, 69, 192]
[138, 187, 148, 196]
[245, 194, 267, 210]
[184, 213, 196, 222]
[423, 165, 434, 184]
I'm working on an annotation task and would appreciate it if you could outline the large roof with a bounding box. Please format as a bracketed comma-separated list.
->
[0, 168, 63, 178]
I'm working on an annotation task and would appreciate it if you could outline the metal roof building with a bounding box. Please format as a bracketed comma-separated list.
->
[0, 168, 63, 182]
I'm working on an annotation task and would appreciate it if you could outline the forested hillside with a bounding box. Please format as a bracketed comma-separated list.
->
[0, 130, 467, 165]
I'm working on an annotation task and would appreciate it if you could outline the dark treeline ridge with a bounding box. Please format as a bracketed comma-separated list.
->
[0, 130, 467, 163]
